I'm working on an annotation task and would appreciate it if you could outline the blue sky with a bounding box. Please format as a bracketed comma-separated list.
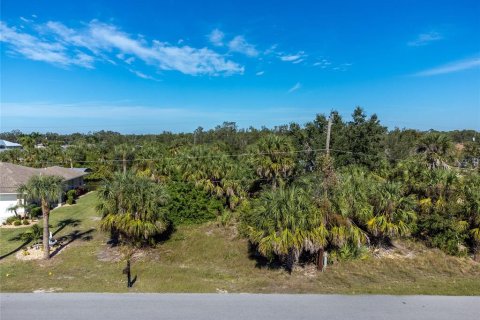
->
[1, 0, 479, 133]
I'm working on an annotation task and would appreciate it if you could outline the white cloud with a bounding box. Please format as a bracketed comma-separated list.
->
[128, 69, 157, 80]
[228, 35, 258, 57]
[0, 21, 94, 68]
[287, 82, 301, 93]
[263, 44, 278, 55]
[20, 16, 32, 23]
[414, 57, 480, 76]
[408, 31, 443, 46]
[208, 28, 224, 46]
[0, 20, 244, 76]
[255, 71, 265, 76]
[124, 56, 135, 64]
[279, 51, 306, 63]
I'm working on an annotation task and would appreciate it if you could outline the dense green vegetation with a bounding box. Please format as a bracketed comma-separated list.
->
[1, 107, 479, 271]
[1, 193, 480, 294]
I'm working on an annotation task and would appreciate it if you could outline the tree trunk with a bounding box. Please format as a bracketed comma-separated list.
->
[70, 159, 73, 168]
[109, 228, 120, 247]
[285, 248, 298, 273]
[41, 199, 50, 260]
[316, 248, 324, 271]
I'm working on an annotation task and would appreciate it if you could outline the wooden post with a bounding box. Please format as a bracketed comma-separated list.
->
[317, 248, 324, 271]
[326, 113, 332, 156]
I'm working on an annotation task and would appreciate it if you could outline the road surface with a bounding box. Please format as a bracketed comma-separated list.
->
[1, 293, 479, 320]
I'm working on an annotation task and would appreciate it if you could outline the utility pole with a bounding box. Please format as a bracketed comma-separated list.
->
[325, 112, 333, 156]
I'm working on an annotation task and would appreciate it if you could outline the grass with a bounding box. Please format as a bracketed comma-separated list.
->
[1, 191, 480, 294]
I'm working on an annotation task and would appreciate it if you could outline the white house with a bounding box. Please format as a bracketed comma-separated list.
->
[0, 139, 22, 152]
[0, 162, 89, 222]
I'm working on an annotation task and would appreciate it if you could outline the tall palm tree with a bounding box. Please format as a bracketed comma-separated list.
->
[310, 164, 369, 266]
[97, 173, 169, 247]
[244, 186, 328, 272]
[18, 175, 64, 260]
[97, 173, 169, 287]
[249, 134, 296, 189]
[115, 144, 136, 175]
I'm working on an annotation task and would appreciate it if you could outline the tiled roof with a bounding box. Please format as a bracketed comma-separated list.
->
[0, 162, 88, 193]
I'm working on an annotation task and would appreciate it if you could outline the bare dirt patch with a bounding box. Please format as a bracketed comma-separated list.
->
[15, 243, 71, 261]
[96, 245, 148, 262]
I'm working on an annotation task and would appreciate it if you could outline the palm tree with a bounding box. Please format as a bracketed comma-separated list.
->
[115, 144, 136, 175]
[63, 145, 86, 168]
[18, 175, 64, 260]
[310, 163, 369, 267]
[368, 181, 417, 242]
[249, 134, 296, 189]
[179, 146, 249, 209]
[416, 133, 453, 169]
[243, 186, 328, 272]
[97, 173, 169, 247]
[97, 173, 169, 287]
[332, 166, 375, 230]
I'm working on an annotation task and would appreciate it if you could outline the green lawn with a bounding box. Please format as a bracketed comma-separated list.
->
[1, 191, 480, 294]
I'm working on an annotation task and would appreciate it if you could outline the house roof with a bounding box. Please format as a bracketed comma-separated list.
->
[0, 162, 89, 193]
[0, 139, 22, 148]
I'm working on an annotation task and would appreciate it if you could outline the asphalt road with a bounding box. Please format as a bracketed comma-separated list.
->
[1, 293, 479, 320]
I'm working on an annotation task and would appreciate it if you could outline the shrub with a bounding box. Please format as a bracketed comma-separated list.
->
[22, 219, 30, 225]
[13, 220, 22, 226]
[5, 216, 19, 225]
[30, 206, 42, 218]
[20, 224, 42, 244]
[66, 189, 76, 205]
[165, 181, 223, 226]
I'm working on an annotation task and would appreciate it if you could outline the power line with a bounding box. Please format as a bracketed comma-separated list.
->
[3, 147, 476, 172]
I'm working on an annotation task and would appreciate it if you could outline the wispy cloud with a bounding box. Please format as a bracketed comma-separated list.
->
[208, 28, 224, 47]
[287, 82, 301, 93]
[313, 59, 351, 71]
[255, 71, 265, 76]
[313, 59, 332, 68]
[19, 16, 32, 23]
[0, 21, 95, 68]
[279, 51, 306, 63]
[414, 57, 480, 76]
[228, 35, 258, 57]
[408, 31, 443, 46]
[128, 69, 158, 80]
[0, 20, 244, 76]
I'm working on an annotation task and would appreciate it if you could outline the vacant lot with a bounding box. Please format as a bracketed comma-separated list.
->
[1, 192, 479, 294]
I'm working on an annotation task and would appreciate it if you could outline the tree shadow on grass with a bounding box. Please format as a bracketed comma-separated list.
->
[155, 223, 175, 244]
[247, 242, 283, 270]
[50, 228, 94, 258]
[53, 218, 82, 237]
[0, 219, 85, 261]
[0, 240, 31, 261]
